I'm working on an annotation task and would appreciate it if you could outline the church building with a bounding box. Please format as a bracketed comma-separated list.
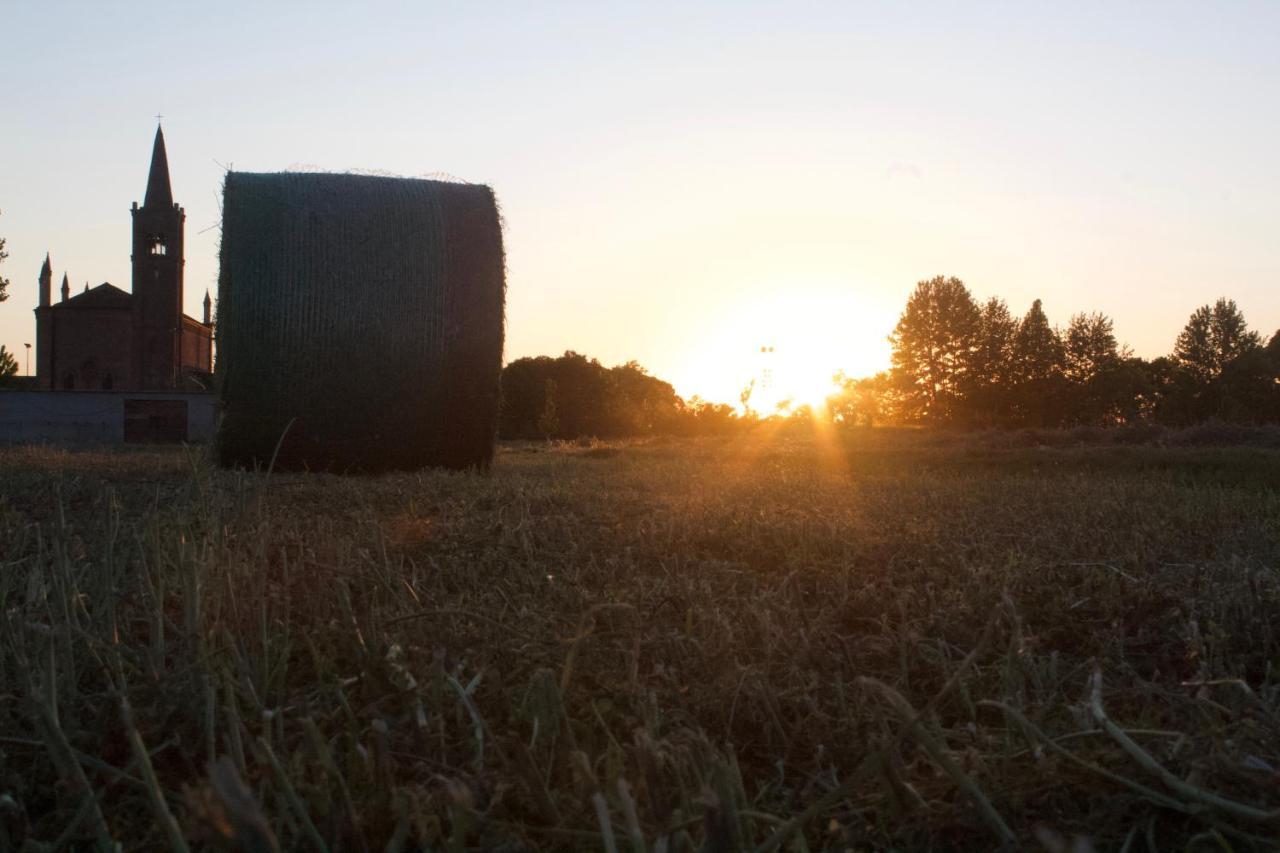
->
[33, 126, 213, 391]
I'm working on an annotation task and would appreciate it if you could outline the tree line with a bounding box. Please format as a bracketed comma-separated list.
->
[829, 276, 1280, 428]
[499, 352, 740, 439]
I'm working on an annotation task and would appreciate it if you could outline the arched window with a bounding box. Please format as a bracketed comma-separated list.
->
[149, 234, 168, 255]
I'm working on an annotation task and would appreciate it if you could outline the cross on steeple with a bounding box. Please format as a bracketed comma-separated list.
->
[155, 113, 164, 123]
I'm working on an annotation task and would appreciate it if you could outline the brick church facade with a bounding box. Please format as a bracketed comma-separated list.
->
[33, 126, 213, 391]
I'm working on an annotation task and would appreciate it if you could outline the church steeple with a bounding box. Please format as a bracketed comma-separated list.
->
[143, 124, 174, 209]
[132, 123, 185, 389]
[61, 273, 70, 302]
[39, 254, 52, 306]
[203, 289, 212, 324]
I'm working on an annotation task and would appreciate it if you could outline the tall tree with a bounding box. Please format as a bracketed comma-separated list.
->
[1063, 312, 1130, 425]
[972, 298, 1018, 385]
[965, 297, 1018, 425]
[888, 276, 981, 424]
[1010, 299, 1067, 426]
[1173, 298, 1262, 383]
[1064, 312, 1121, 383]
[1012, 300, 1064, 382]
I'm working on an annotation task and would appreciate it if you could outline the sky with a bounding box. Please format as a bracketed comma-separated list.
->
[2, 1, 1278, 407]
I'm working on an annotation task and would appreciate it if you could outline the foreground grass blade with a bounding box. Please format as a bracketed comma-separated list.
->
[859, 677, 1016, 847]
[1088, 669, 1280, 824]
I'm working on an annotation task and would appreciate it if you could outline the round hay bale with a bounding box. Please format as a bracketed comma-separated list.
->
[214, 172, 505, 472]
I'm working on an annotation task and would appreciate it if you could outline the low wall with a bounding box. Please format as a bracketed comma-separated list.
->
[0, 391, 216, 444]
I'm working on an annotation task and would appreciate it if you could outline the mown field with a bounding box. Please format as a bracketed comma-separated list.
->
[1, 429, 1278, 851]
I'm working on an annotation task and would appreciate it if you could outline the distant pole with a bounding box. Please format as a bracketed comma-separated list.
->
[24, 342, 31, 376]
[759, 344, 775, 392]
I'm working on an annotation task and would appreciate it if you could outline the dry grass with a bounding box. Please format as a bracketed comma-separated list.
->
[1, 429, 1278, 850]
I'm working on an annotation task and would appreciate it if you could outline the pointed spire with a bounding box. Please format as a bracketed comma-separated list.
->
[143, 123, 174, 209]
[203, 289, 212, 324]
[61, 273, 70, 302]
[39, 254, 52, 306]
[83, 282, 89, 293]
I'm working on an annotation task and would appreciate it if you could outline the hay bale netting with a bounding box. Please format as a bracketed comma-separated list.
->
[215, 172, 505, 472]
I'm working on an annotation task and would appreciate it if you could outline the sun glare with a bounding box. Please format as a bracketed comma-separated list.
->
[674, 286, 896, 413]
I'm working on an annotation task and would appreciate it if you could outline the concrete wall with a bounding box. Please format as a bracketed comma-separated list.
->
[0, 391, 216, 444]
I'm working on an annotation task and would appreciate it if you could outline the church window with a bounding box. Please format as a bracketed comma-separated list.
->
[149, 234, 168, 255]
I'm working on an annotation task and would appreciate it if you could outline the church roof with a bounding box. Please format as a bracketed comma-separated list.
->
[143, 124, 174, 209]
[54, 281, 210, 327]
[58, 282, 132, 309]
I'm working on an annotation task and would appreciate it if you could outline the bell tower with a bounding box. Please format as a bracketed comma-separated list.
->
[131, 124, 185, 389]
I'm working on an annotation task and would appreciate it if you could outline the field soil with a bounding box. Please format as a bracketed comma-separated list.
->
[1, 430, 1278, 850]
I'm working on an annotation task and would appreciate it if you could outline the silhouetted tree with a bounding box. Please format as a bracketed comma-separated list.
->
[1159, 299, 1264, 421]
[889, 276, 981, 424]
[1207, 327, 1280, 423]
[1012, 300, 1064, 382]
[875, 280, 1278, 431]
[1085, 353, 1157, 422]
[0, 346, 17, 383]
[1010, 299, 1067, 425]
[1265, 331, 1280, 422]
[973, 298, 1018, 383]
[1062, 312, 1127, 424]
[1064, 312, 1122, 383]
[1144, 356, 1195, 425]
[1173, 298, 1262, 383]
[965, 297, 1018, 425]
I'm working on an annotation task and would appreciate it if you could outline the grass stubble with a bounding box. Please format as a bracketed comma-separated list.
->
[0, 429, 1277, 850]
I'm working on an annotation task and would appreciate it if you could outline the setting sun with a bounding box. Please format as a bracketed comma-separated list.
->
[673, 283, 896, 413]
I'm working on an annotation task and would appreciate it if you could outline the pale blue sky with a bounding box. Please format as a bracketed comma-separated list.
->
[3, 1, 1278, 404]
